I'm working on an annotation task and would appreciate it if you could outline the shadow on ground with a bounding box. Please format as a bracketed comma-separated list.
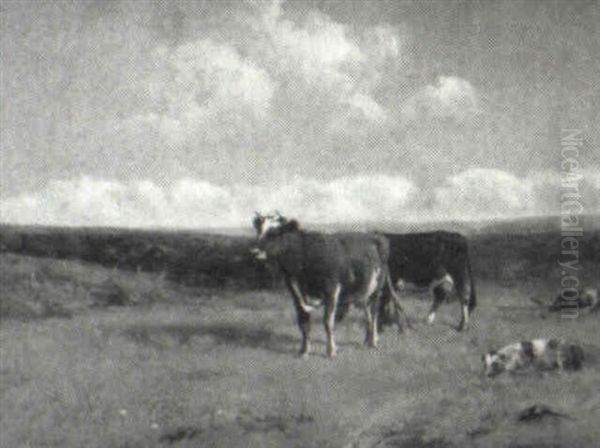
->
[122, 322, 300, 354]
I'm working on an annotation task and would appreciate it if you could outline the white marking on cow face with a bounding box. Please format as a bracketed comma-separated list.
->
[482, 352, 505, 377]
[255, 214, 285, 241]
[427, 311, 436, 324]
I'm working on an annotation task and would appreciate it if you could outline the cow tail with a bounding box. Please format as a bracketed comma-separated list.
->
[466, 256, 477, 313]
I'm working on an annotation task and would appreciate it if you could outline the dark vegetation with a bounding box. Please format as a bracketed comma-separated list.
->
[0, 225, 276, 289]
[1, 222, 598, 291]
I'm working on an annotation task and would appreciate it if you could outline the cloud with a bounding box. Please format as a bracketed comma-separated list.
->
[402, 76, 480, 122]
[432, 169, 535, 220]
[345, 93, 388, 122]
[129, 38, 274, 143]
[3, 169, 598, 229]
[432, 168, 600, 220]
[253, 0, 402, 126]
[0, 175, 415, 228]
[260, 1, 363, 88]
[527, 169, 600, 216]
[253, 175, 416, 224]
[127, 0, 406, 145]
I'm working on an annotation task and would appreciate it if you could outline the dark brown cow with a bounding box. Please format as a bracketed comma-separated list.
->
[252, 212, 403, 358]
[381, 231, 476, 331]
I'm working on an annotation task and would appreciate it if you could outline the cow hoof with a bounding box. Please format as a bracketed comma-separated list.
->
[298, 351, 309, 359]
[366, 338, 378, 348]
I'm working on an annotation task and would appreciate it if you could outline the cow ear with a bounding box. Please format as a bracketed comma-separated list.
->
[287, 219, 299, 231]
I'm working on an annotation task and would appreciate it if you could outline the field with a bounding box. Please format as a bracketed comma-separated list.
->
[1, 224, 600, 447]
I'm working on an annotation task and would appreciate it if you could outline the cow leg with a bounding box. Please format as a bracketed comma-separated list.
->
[364, 304, 374, 346]
[428, 273, 454, 325]
[296, 305, 311, 357]
[364, 268, 383, 347]
[286, 278, 311, 357]
[428, 285, 447, 324]
[364, 297, 381, 348]
[456, 272, 471, 331]
[324, 283, 341, 358]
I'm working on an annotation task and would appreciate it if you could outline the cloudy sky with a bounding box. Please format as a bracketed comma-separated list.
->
[1, 0, 599, 228]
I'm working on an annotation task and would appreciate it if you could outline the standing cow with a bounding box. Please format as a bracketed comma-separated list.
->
[252, 212, 404, 358]
[381, 231, 476, 331]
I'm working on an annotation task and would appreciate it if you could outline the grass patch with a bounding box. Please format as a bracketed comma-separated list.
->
[1, 252, 599, 447]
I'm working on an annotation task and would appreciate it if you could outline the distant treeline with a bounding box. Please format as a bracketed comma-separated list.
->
[1, 225, 599, 289]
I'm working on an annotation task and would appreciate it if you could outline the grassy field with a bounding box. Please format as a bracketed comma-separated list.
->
[1, 248, 599, 448]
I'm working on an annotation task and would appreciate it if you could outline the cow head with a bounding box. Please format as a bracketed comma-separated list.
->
[251, 212, 299, 262]
[252, 211, 298, 241]
[482, 350, 507, 377]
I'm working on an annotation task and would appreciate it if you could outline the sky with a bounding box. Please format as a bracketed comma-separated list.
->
[1, 0, 599, 228]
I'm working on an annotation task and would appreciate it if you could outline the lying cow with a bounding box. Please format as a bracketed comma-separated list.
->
[252, 212, 403, 358]
[482, 338, 584, 377]
[381, 231, 476, 331]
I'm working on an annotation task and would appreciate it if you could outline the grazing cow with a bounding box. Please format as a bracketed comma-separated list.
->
[252, 212, 403, 358]
[380, 231, 476, 331]
[482, 338, 584, 377]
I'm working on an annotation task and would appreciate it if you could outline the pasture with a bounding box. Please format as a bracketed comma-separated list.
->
[1, 226, 600, 447]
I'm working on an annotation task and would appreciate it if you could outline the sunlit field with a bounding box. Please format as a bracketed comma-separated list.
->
[1, 225, 599, 447]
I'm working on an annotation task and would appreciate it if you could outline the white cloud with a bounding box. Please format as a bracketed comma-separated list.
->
[433, 168, 535, 220]
[2, 169, 598, 229]
[124, 0, 407, 146]
[167, 39, 274, 114]
[255, 1, 401, 123]
[584, 168, 600, 189]
[0, 177, 239, 228]
[402, 76, 480, 122]
[0, 175, 415, 228]
[363, 25, 401, 62]
[132, 38, 274, 142]
[255, 175, 416, 224]
[527, 168, 600, 215]
[346, 93, 388, 122]
[261, 2, 363, 87]
[432, 167, 600, 220]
